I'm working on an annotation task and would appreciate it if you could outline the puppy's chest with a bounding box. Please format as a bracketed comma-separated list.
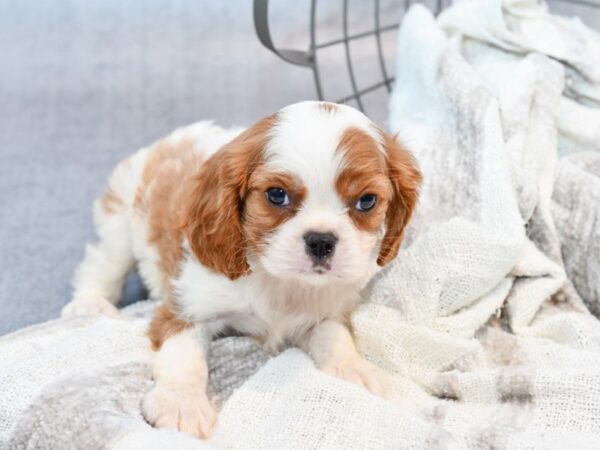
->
[175, 261, 361, 351]
[205, 281, 357, 353]
[214, 308, 313, 353]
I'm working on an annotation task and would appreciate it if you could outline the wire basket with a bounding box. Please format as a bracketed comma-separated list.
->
[254, 0, 600, 119]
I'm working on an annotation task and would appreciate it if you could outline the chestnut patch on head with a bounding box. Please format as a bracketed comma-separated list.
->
[244, 170, 306, 255]
[336, 127, 422, 266]
[336, 128, 393, 233]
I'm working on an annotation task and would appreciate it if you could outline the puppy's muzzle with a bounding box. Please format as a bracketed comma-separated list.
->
[303, 231, 337, 267]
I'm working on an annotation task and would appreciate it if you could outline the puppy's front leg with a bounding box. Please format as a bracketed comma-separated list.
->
[300, 320, 391, 399]
[142, 326, 216, 438]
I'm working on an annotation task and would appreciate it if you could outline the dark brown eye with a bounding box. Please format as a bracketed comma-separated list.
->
[266, 188, 290, 206]
[355, 194, 377, 211]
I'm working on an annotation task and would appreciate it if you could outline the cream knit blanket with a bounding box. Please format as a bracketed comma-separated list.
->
[1, 0, 600, 448]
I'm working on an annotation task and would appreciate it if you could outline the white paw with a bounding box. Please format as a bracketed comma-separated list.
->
[322, 357, 392, 399]
[142, 384, 217, 439]
[61, 296, 118, 318]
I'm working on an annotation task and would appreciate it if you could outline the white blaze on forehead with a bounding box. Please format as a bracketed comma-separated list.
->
[263, 101, 383, 210]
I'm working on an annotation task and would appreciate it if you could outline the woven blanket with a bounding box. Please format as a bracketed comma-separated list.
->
[1, 0, 600, 448]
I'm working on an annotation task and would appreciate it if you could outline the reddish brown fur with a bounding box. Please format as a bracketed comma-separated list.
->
[148, 300, 192, 350]
[336, 128, 393, 233]
[335, 127, 421, 266]
[139, 138, 216, 351]
[135, 136, 201, 279]
[180, 115, 277, 280]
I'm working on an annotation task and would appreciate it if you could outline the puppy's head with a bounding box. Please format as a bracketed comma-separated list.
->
[182, 101, 421, 285]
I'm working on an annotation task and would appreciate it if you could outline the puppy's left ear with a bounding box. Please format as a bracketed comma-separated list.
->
[377, 131, 422, 266]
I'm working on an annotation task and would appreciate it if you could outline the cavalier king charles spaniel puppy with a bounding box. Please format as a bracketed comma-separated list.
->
[62, 101, 421, 438]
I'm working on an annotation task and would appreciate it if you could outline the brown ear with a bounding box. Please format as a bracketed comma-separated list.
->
[180, 116, 275, 279]
[377, 131, 422, 266]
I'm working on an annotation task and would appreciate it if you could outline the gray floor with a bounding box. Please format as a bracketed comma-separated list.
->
[1, 0, 598, 335]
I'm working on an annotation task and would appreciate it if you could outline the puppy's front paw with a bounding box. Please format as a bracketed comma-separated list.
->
[142, 384, 217, 439]
[322, 357, 392, 399]
[61, 296, 118, 318]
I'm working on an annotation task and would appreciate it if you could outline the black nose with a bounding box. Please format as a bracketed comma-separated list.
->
[303, 232, 338, 262]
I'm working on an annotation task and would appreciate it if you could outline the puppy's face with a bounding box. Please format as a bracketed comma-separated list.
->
[183, 101, 421, 286]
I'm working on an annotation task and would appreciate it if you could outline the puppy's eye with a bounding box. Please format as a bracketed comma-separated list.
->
[355, 194, 377, 212]
[266, 187, 290, 206]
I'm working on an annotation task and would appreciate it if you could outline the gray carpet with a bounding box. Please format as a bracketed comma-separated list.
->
[0, 0, 598, 335]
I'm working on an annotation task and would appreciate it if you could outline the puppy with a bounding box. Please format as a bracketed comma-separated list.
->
[62, 101, 421, 438]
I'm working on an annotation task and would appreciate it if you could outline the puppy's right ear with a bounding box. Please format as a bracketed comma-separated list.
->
[180, 116, 275, 280]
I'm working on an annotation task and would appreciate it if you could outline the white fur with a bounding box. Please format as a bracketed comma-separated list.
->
[299, 320, 392, 399]
[174, 256, 364, 352]
[141, 327, 216, 438]
[64, 102, 393, 438]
